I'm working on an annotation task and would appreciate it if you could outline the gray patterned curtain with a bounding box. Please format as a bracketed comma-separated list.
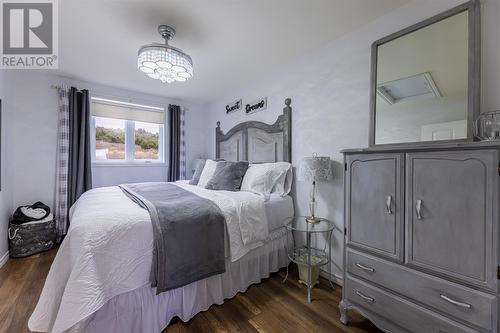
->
[55, 86, 70, 239]
[168, 104, 182, 181]
[180, 108, 186, 179]
[54, 86, 92, 240]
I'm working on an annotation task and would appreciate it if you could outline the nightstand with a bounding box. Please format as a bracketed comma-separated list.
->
[283, 216, 335, 302]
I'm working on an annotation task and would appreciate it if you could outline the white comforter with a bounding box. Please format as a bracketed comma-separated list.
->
[28, 182, 268, 333]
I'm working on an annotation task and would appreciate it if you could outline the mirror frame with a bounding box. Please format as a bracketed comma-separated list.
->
[369, 0, 481, 147]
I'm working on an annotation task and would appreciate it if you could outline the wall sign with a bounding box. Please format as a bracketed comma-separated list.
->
[225, 99, 242, 114]
[245, 97, 267, 115]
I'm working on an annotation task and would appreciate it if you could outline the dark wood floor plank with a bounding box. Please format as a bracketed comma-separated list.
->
[210, 298, 260, 333]
[0, 248, 381, 333]
[233, 293, 261, 317]
[260, 279, 343, 332]
[198, 311, 229, 333]
[274, 269, 381, 331]
[248, 298, 313, 333]
[0, 254, 40, 333]
[9, 249, 57, 333]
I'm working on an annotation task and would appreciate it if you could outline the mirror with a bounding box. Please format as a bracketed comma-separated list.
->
[371, 1, 480, 146]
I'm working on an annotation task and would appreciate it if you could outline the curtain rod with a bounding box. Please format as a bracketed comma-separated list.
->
[50, 85, 186, 111]
[51, 85, 86, 93]
[51, 84, 69, 90]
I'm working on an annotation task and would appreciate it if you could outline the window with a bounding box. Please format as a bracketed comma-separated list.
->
[91, 97, 165, 163]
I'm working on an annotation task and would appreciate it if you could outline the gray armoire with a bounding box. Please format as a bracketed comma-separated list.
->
[340, 145, 499, 332]
[338, 1, 496, 331]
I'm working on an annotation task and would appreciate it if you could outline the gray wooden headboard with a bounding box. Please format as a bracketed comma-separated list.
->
[216, 98, 292, 163]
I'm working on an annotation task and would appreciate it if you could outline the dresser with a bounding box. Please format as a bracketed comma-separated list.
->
[340, 144, 500, 333]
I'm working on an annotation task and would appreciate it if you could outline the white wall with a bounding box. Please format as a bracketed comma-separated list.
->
[206, 0, 500, 283]
[4, 72, 59, 208]
[0, 72, 14, 266]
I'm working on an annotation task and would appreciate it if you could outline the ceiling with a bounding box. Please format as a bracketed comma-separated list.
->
[58, 0, 410, 103]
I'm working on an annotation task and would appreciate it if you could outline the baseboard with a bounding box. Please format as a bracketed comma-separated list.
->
[320, 268, 344, 287]
[0, 251, 8, 269]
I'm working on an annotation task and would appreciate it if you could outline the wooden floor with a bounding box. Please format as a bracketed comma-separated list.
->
[0, 248, 381, 333]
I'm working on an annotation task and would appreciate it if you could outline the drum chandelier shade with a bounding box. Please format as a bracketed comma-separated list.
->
[138, 25, 193, 83]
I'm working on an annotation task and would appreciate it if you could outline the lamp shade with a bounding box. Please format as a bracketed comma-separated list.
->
[298, 155, 333, 182]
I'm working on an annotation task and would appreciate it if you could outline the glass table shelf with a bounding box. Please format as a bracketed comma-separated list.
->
[283, 216, 335, 303]
[287, 246, 329, 267]
[286, 216, 335, 233]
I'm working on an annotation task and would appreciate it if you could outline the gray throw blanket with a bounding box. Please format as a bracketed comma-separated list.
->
[119, 182, 226, 293]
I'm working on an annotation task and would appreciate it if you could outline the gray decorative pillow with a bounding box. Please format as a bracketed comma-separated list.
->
[205, 161, 250, 191]
[189, 159, 207, 185]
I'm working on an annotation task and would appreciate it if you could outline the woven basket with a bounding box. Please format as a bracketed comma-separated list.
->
[8, 219, 56, 258]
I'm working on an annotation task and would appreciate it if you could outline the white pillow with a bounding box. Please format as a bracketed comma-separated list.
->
[272, 163, 293, 196]
[240, 162, 292, 197]
[197, 159, 218, 188]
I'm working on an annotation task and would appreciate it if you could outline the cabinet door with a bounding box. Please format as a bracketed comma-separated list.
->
[406, 150, 498, 291]
[346, 153, 404, 261]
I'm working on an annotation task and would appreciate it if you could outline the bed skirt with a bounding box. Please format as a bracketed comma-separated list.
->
[67, 227, 290, 333]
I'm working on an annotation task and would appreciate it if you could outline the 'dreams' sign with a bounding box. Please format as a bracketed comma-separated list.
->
[225, 99, 242, 114]
[245, 97, 267, 115]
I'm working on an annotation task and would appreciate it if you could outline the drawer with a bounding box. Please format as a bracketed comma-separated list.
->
[345, 276, 480, 333]
[347, 250, 496, 331]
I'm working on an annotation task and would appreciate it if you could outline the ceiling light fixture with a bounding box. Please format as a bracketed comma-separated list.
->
[138, 25, 193, 83]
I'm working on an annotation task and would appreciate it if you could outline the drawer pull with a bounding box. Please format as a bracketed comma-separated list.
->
[386, 195, 392, 214]
[356, 263, 375, 273]
[416, 199, 423, 220]
[355, 290, 375, 303]
[440, 294, 472, 309]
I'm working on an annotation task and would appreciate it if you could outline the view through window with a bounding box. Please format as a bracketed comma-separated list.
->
[134, 121, 160, 160]
[95, 116, 126, 160]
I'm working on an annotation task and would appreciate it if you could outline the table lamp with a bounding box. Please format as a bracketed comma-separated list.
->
[298, 153, 333, 223]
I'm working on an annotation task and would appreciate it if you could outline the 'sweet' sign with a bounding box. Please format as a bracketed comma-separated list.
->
[225, 98, 242, 114]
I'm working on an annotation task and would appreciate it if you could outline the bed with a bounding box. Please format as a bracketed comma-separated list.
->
[29, 99, 294, 333]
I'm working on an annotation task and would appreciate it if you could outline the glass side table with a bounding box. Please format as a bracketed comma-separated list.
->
[283, 216, 335, 303]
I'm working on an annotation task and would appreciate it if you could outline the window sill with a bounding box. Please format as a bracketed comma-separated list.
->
[92, 162, 167, 168]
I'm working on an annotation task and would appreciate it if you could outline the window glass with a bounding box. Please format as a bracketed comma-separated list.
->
[134, 121, 161, 160]
[94, 116, 126, 160]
